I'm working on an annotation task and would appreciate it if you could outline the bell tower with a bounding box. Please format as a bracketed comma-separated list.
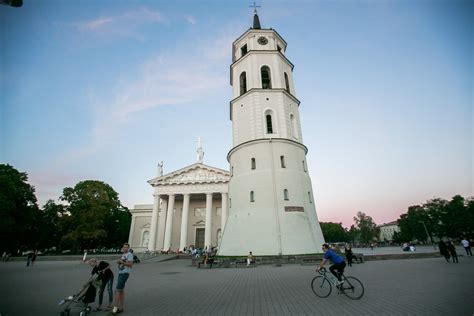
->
[218, 8, 325, 256]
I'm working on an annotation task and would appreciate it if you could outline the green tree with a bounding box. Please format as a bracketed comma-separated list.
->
[397, 205, 433, 242]
[353, 211, 380, 244]
[38, 200, 66, 251]
[60, 180, 130, 251]
[0, 164, 40, 254]
[320, 222, 349, 242]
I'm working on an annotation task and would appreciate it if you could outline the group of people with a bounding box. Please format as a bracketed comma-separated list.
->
[86, 242, 134, 314]
[438, 238, 472, 263]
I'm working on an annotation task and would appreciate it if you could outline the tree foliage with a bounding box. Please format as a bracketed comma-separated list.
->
[320, 222, 349, 242]
[0, 164, 40, 253]
[0, 164, 132, 254]
[353, 211, 380, 244]
[60, 180, 131, 251]
[396, 195, 473, 242]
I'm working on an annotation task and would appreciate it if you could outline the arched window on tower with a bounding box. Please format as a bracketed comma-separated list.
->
[250, 191, 255, 202]
[266, 114, 273, 134]
[284, 189, 289, 201]
[261, 66, 272, 89]
[240, 72, 247, 96]
[290, 114, 298, 139]
[284, 72, 290, 93]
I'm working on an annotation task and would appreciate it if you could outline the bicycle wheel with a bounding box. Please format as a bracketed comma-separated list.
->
[311, 276, 332, 298]
[341, 276, 364, 300]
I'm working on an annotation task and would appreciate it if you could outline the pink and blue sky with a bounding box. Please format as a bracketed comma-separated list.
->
[1, 0, 472, 227]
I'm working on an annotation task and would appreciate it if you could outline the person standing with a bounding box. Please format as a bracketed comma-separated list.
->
[88, 258, 114, 311]
[26, 251, 33, 267]
[31, 251, 37, 266]
[438, 241, 450, 263]
[461, 238, 472, 256]
[113, 243, 134, 314]
[447, 241, 458, 263]
[344, 244, 354, 267]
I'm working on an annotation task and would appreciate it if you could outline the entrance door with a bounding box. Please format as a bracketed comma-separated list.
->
[195, 228, 205, 249]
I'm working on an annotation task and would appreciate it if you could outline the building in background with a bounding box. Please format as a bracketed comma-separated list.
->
[378, 221, 400, 242]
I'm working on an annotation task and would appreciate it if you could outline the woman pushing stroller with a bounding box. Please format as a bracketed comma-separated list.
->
[88, 258, 114, 311]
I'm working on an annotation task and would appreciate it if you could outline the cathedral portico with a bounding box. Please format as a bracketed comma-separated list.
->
[129, 162, 230, 252]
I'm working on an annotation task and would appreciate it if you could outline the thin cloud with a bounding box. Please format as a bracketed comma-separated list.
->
[69, 8, 166, 38]
[185, 15, 198, 25]
[86, 31, 233, 149]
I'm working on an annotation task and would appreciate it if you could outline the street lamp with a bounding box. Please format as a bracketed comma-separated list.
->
[418, 221, 436, 250]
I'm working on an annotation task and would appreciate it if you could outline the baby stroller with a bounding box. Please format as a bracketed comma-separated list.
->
[58, 275, 98, 316]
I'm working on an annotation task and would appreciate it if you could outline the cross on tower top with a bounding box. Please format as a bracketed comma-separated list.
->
[249, 1, 261, 14]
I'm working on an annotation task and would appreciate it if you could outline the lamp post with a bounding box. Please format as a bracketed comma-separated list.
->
[418, 221, 436, 250]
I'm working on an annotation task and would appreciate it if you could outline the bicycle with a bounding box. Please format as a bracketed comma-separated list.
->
[311, 267, 364, 300]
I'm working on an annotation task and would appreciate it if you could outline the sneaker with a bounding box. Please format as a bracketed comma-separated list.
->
[336, 280, 344, 286]
[112, 306, 118, 314]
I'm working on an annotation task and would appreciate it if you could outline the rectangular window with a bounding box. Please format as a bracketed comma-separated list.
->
[302, 160, 307, 172]
[241, 44, 248, 57]
[280, 155, 286, 168]
[194, 208, 205, 217]
[308, 192, 312, 203]
[251, 158, 256, 170]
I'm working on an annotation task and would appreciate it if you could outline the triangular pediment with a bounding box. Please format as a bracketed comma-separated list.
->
[148, 163, 230, 186]
[141, 223, 151, 229]
[193, 220, 205, 226]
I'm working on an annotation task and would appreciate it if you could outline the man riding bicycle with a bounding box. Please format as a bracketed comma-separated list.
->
[316, 243, 346, 285]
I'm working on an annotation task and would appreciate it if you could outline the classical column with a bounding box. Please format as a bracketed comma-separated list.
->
[179, 194, 191, 251]
[163, 194, 175, 251]
[128, 215, 136, 246]
[205, 193, 213, 249]
[221, 192, 228, 232]
[148, 194, 160, 251]
[156, 198, 168, 250]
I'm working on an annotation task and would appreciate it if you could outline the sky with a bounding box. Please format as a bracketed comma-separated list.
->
[1, 0, 472, 227]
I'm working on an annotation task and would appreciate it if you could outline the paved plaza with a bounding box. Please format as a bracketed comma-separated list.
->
[2, 256, 473, 315]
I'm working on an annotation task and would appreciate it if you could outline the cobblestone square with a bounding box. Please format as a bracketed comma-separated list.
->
[2, 256, 473, 315]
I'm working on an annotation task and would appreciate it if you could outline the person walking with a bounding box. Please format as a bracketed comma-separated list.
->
[447, 241, 458, 263]
[88, 258, 114, 311]
[113, 243, 134, 314]
[438, 241, 450, 263]
[461, 238, 472, 256]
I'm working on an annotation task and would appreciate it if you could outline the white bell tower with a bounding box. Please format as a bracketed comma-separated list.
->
[218, 8, 325, 256]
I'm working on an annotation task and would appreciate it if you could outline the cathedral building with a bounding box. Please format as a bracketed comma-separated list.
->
[128, 9, 325, 255]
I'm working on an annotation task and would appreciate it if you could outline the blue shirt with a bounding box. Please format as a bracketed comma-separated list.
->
[323, 249, 345, 264]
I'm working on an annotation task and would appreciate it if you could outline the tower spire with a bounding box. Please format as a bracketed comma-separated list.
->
[249, 1, 261, 29]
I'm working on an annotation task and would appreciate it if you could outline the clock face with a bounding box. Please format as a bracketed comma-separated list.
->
[257, 36, 268, 45]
